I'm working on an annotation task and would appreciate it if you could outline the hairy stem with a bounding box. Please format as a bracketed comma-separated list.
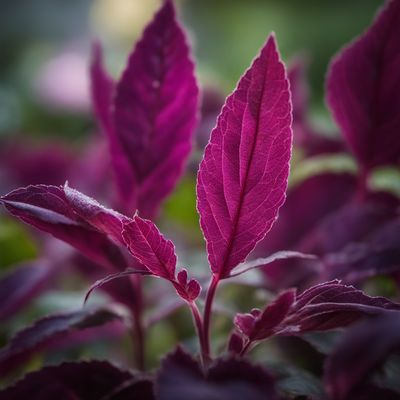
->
[202, 275, 219, 362]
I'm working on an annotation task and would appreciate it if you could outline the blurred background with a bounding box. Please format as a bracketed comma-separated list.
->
[0, 0, 384, 263]
[0, 0, 392, 379]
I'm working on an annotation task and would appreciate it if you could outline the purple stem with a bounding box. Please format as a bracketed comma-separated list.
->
[189, 301, 207, 368]
[202, 274, 219, 362]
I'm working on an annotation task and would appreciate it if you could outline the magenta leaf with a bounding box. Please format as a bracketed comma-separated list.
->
[0, 305, 125, 376]
[0, 185, 128, 271]
[0, 361, 154, 400]
[0, 261, 54, 322]
[102, 0, 199, 218]
[197, 35, 292, 279]
[229, 250, 316, 278]
[325, 312, 400, 400]
[123, 216, 177, 280]
[122, 216, 201, 301]
[235, 280, 400, 345]
[326, 0, 400, 170]
[63, 183, 129, 245]
[156, 346, 277, 400]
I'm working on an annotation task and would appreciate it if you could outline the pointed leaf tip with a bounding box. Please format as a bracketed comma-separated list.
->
[122, 217, 201, 301]
[111, 0, 199, 217]
[326, 0, 400, 170]
[197, 34, 292, 279]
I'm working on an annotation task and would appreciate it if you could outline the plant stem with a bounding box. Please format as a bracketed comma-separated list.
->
[239, 340, 252, 357]
[202, 274, 219, 362]
[131, 275, 145, 370]
[189, 301, 207, 368]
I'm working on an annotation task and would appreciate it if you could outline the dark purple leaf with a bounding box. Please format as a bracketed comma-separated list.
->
[0, 261, 54, 322]
[90, 43, 135, 207]
[0, 361, 154, 400]
[197, 35, 292, 279]
[122, 216, 201, 301]
[326, 0, 400, 170]
[0, 185, 128, 271]
[227, 331, 244, 355]
[156, 346, 277, 400]
[195, 87, 225, 150]
[235, 289, 296, 341]
[288, 58, 344, 156]
[70, 254, 142, 312]
[257, 173, 356, 254]
[0, 305, 125, 375]
[325, 312, 400, 400]
[299, 193, 398, 255]
[345, 385, 400, 400]
[90, 41, 114, 142]
[111, 1, 199, 218]
[288, 57, 309, 137]
[235, 280, 400, 345]
[322, 218, 400, 283]
[2, 140, 75, 188]
[254, 172, 356, 289]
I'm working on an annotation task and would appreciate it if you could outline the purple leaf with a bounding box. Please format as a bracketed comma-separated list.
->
[90, 41, 114, 142]
[299, 194, 398, 255]
[156, 346, 277, 400]
[235, 289, 296, 341]
[0, 261, 54, 322]
[195, 87, 225, 150]
[63, 183, 129, 245]
[0, 185, 128, 271]
[322, 218, 400, 283]
[257, 172, 356, 254]
[229, 250, 316, 278]
[0, 305, 125, 376]
[90, 43, 136, 207]
[325, 312, 400, 400]
[197, 35, 292, 279]
[235, 280, 400, 345]
[0, 361, 154, 400]
[254, 172, 356, 290]
[227, 331, 244, 355]
[2, 140, 75, 188]
[111, 0, 199, 218]
[288, 58, 344, 156]
[84, 268, 151, 305]
[326, 0, 400, 170]
[123, 216, 176, 280]
[122, 216, 201, 302]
